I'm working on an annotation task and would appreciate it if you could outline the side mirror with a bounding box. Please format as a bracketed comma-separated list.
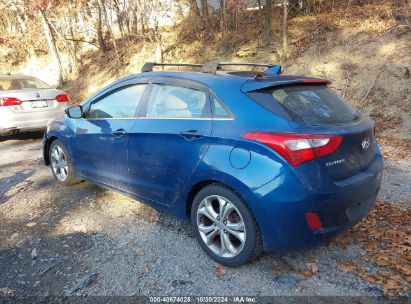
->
[66, 105, 83, 119]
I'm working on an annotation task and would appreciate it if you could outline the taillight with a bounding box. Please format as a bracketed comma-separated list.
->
[55, 94, 69, 103]
[303, 79, 328, 84]
[0, 97, 21, 107]
[305, 212, 323, 230]
[241, 132, 343, 167]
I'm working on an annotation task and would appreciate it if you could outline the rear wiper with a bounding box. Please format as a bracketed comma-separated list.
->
[353, 110, 361, 121]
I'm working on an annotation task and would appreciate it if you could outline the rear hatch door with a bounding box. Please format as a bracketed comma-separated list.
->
[293, 119, 376, 181]
[244, 81, 377, 181]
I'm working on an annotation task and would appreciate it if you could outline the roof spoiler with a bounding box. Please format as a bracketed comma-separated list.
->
[141, 61, 282, 75]
[241, 78, 329, 93]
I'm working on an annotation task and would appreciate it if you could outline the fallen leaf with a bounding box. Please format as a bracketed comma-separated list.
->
[383, 279, 406, 292]
[306, 262, 318, 274]
[215, 264, 227, 277]
[31, 248, 37, 259]
[297, 269, 313, 278]
[364, 240, 377, 250]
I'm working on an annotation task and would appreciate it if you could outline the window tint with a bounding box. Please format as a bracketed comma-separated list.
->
[211, 96, 230, 118]
[146, 84, 208, 118]
[247, 85, 358, 125]
[0, 78, 51, 90]
[88, 84, 147, 119]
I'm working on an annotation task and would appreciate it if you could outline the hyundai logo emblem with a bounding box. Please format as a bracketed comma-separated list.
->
[35, 93, 40, 98]
[361, 138, 371, 150]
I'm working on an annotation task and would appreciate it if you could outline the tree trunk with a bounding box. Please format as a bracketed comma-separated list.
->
[39, 9, 64, 85]
[140, 12, 146, 33]
[49, 20, 79, 74]
[219, 0, 226, 29]
[113, 0, 124, 37]
[188, 0, 205, 30]
[108, 0, 120, 62]
[262, 0, 272, 45]
[283, 0, 289, 57]
[201, 0, 209, 18]
[95, 1, 107, 53]
[256, 0, 264, 42]
[132, 10, 138, 33]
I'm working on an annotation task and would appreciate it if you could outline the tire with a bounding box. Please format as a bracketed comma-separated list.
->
[191, 184, 263, 267]
[49, 139, 81, 186]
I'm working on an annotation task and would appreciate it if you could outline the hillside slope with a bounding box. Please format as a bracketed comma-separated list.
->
[8, 3, 411, 140]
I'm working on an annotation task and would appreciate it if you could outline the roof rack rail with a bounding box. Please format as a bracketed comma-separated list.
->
[214, 62, 281, 75]
[216, 62, 275, 68]
[141, 61, 282, 75]
[141, 62, 203, 73]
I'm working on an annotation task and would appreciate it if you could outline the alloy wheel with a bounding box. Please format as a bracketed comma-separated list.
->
[50, 145, 69, 182]
[196, 195, 246, 258]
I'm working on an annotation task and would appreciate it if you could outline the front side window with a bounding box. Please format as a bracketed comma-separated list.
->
[87, 84, 147, 119]
[146, 84, 208, 118]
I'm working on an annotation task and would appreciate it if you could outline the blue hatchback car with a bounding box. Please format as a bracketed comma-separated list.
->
[43, 62, 383, 266]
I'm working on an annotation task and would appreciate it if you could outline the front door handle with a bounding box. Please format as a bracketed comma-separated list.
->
[112, 128, 127, 137]
[179, 130, 203, 140]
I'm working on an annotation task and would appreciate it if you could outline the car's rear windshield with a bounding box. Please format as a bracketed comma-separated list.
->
[246, 85, 358, 125]
[0, 78, 51, 91]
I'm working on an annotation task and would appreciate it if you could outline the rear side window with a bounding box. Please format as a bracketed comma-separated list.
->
[247, 85, 358, 125]
[87, 84, 147, 119]
[211, 95, 231, 118]
[146, 84, 208, 118]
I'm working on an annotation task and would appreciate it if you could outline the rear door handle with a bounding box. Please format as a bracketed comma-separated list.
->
[179, 130, 203, 140]
[112, 128, 127, 137]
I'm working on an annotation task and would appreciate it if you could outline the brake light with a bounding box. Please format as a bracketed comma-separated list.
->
[241, 132, 343, 167]
[55, 94, 69, 103]
[303, 79, 328, 84]
[305, 212, 323, 230]
[0, 97, 21, 107]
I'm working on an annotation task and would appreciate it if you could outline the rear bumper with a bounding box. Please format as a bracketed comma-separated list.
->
[0, 122, 48, 135]
[250, 154, 383, 252]
[0, 124, 47, 135]
[0, 110, 65, 135]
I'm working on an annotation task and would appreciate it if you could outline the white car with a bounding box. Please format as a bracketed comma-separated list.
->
[0, 74, 69, 136]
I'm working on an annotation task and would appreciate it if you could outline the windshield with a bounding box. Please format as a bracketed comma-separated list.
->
[247, 85, 358, 125]
[0, 78, 51, 91]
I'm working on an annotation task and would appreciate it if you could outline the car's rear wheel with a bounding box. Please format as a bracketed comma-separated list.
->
[49, 140, 81, 186]
[191, 184, 262, 267]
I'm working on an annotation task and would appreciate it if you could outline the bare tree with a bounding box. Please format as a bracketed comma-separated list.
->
[201, 0, 209, 19]
[39, 9, 64, 84]
[219, 0, 226, 29]
[94, 1, 107, 53]
[262, 0, 272, 45]
[283, 0, 289, 57]
[188, 0, 205, 30]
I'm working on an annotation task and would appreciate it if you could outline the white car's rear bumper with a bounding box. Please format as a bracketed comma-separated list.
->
[0, 105, 67, 135]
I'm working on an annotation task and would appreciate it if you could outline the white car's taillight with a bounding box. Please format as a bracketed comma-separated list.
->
[0, 97, 21, 107]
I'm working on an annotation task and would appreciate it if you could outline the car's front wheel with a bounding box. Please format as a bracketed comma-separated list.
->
[49, 140, 81, 186]
[191, 184, 262, 267]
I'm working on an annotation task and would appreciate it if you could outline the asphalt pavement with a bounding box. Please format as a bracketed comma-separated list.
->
[0, 131, 44, 168]
[0, 133, 409, 299]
